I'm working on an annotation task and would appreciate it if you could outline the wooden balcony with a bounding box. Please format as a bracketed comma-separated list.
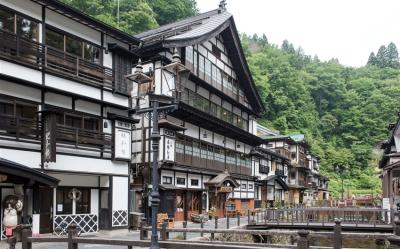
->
[274, 148, 291, 159]
[56, 124, 112, 153]
[0, 114, 41, 143]
[0, 30, 115, 91]
[0, 114, 112, 154]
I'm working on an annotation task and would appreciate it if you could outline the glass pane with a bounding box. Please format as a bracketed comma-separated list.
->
[65, 115, 82, 128]
[17, 16, 38, 41]
[46, 29, 64, 51]
[15, 103, 36, 119]
[84, 43, 101, 64]
[76, 189, 90, 214]
[84, 117, 99, 131]
[0, 100, 14, 116]
[66, 36, 82, 57]
[0, 9, 14, 32]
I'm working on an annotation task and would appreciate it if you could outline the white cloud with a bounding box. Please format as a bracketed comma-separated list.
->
[196, 0, 400, 67]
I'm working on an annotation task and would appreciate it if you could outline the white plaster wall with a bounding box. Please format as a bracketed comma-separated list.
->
[0, 61, 42, 84]
[0, 80, 41, 102]
[45, 92, 72, 109]
[225, 138, 235, 150]
[184, 122, 199, 139]
[100, 176, 109, 188]
[0, 0, 42, 20]
[0, 149, 41, 169]
[46, 9, 101, 45]
[103, 91, 129, 107]
[213, 133, 224, 147]
[103, 52, 113, 69]
[45, 74, 101, 100]
[112, 176, 128, 210]
[200, 128, 212, 143]
[47, 173, 98, 187]
[75, 100, 101, 116]
[47, 155, 129, 175]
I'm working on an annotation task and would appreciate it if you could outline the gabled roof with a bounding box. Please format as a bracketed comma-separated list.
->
[0, 158, 59, 187]
[204, 170, 239, 188]
[135, 8, 265, 115]
[31, 0, 140, 45]
[261, 175, 288, 191]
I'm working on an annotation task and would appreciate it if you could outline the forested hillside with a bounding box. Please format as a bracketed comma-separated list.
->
[242, 35, 400, 196]
[61, 0, 198, 34]
[62, 0, 400, 197]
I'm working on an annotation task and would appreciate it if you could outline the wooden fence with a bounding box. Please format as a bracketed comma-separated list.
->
[256, 207, 393, 227]
[8, 219, 394, 249]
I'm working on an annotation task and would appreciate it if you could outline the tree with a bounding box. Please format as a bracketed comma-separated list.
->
[149, 0, 198, 26]
[375, 45, 387, 68]
[386, 42, 400, 68]
[367, 52, 377, 66]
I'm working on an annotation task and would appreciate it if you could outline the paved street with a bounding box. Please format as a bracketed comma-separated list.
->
[0, 217, 251, 249]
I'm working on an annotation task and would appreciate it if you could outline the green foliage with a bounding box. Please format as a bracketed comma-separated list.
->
[243, 33, 400, 197]
[368, 42, 400, 68]
[61, 0, 198, 34]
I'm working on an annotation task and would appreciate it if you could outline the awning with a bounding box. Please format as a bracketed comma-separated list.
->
[261, 175, 288, 191]
[0, 158, 59, 187]
[159, 184, 205, 191]
[204, 170, 239, 188]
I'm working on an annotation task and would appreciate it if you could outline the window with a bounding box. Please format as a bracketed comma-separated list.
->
[57, 112, 100, 132]
[84, 43, 101, 64]
[162, 176, 172, 184]
[46, 29, 64, 51]
[56, 188, 90, 215]
[76, 188, 90, 214]
[56, 188, 73, 215]
[66, 36, 82, 57]
[190, 179, 199, 186]
[212, 44, 221, 58]
[0, 8, 14, 32]
[0, 8, 39, 41]
[249, 184, 253, 190]
[16, 16, 38, 41]
[176, 177, 186, 185]
[241, 184, 247, 190]
[46, 28, 102, 64]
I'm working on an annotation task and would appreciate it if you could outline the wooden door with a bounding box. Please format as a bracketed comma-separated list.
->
[99, 189, 110, 230]
[39, 187, 53, 234]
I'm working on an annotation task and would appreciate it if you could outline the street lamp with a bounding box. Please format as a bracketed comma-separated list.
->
[126, 51, 188, 249]
[335, 165, 345, 202]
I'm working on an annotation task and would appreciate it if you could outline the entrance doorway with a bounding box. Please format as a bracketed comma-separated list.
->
[99, 189, 110, 230]
[39, 187, 53, 234]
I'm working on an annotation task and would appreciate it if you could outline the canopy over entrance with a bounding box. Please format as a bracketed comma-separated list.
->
[261, 175, 288, 191]
[205, 170, 239, 189]
[0, 158, 59, 187]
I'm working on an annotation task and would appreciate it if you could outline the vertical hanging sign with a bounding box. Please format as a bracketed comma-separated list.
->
[114, 120, 132, 161]
[43, 112, 56, 162]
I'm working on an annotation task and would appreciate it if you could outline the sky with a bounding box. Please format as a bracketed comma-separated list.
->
[196, 0, 400, 67]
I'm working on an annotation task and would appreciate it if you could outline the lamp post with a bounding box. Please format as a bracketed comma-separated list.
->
[335, 165, 344, 202]
[127, 51, 189, 249]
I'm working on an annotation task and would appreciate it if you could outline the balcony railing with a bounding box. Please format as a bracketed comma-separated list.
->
[0, 30, 115, 90]
[56, 125, 112, 153]
[0, 114, 41, 143]
[274, 148, 291, 159]
[0, 113, 112, 154]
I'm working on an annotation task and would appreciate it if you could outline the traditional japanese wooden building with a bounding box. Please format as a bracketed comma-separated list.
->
[131, 2, 265, 221]
[380, 114, 400, 209]
[0, 0, 140, 236]
[263, 134, 329, 205]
